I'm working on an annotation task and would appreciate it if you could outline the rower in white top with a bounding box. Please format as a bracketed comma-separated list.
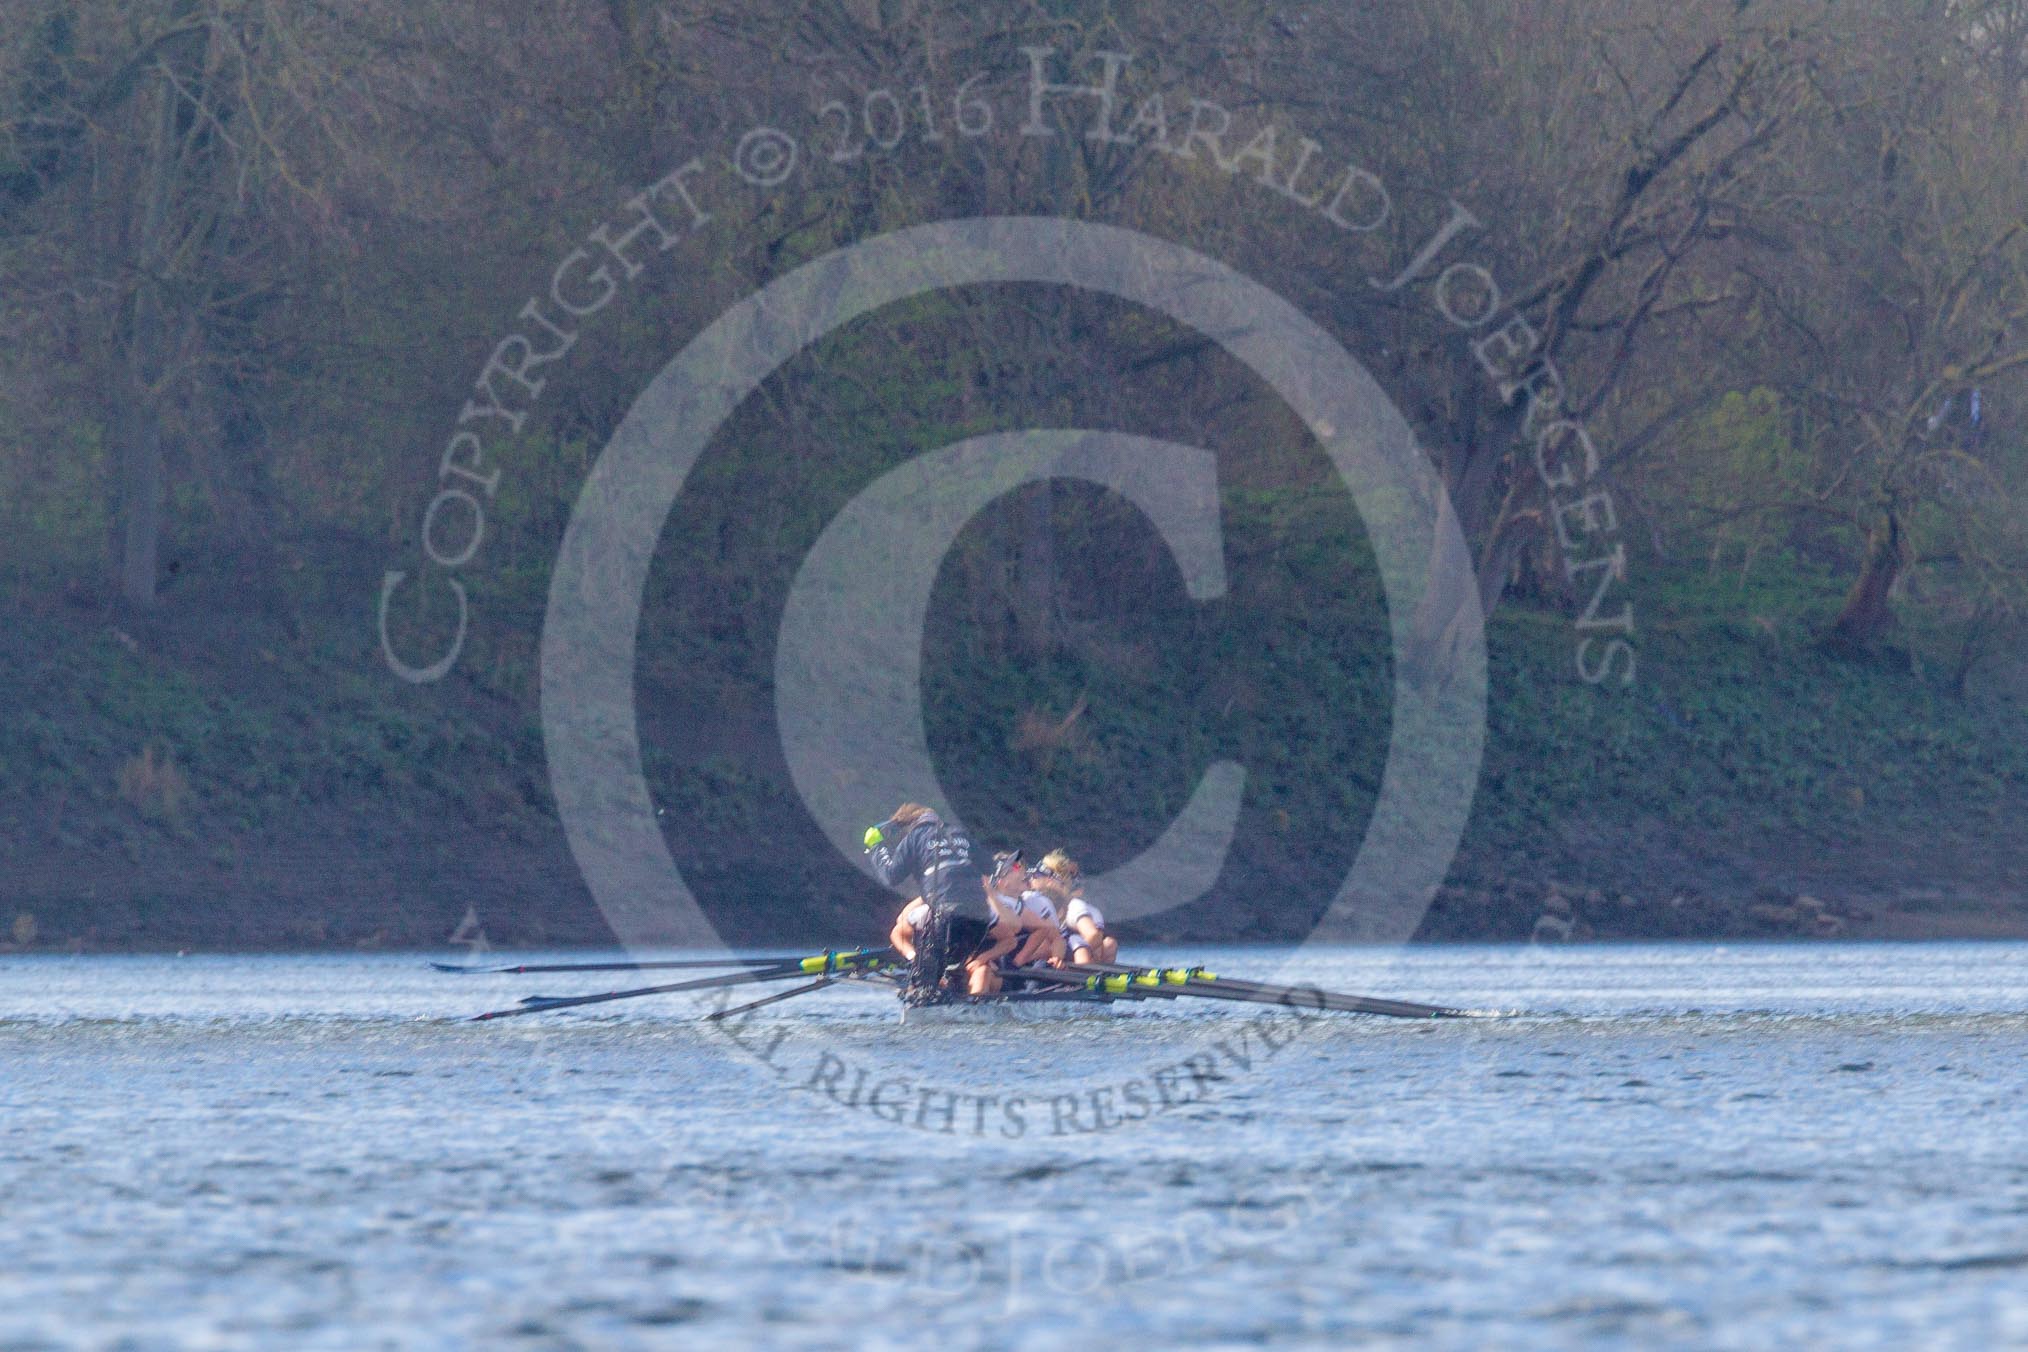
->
[980, 850, 1064, 988]
[889, 888, 1019, 997]
[1013, 866, 1069, 969]
[892, 847, 1046, 996]
[1039, 849, 1116, 965]
[887, 896, 933, 953]
[889, 840, 1115, 997]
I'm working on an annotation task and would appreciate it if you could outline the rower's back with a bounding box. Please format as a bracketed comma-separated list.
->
[867, 810, 976, 910]
[868, 809, 980, 1000]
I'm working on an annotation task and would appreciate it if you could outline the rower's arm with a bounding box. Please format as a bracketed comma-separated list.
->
[969, 923, 1019, 969]
[983, 884, 1018, 928]
[889, 917, 916, 961]
[1042, 926, 1067, 967]
[867, 836, 913, 888]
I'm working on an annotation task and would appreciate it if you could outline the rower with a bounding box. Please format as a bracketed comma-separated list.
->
[973, 851, 1054, 1001]
[1039, 849, 1115, 964]
[865, 803, 1017, 997]
[889, 893, 1010, 997]
[888, 896, 933, 962]
[1016, 866, 1071, 968]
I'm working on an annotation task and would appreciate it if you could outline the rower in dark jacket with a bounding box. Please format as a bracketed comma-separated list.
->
[865, 802, 1017, 998]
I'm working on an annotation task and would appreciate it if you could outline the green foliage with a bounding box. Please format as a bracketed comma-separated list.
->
[1469, 559, 2028, 875]
[1677, 388, 1814, 584]
[0, 413, 106, 594]
[0, 611, 548, 841]
[7, 2, 2028, 934]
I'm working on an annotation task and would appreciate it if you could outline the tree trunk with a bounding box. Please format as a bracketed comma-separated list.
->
[111, 37, 189, 609]
[1404, 490, 1482, 682]
[1824, 508, 1906, 651]
[117, 379, 165, 607]
[1949, 600, 1996, 698]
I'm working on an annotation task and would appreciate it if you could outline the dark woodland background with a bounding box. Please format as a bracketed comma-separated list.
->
[6, 0, 2028, 950]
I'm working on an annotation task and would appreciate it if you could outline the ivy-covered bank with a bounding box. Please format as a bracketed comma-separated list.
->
[4, 534, 2025, 953]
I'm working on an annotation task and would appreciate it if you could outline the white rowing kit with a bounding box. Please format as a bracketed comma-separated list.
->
[1065, 896, 1105, 934]
[1054, 895, 1104, 956]
[985, 888, 1025, 926]
[904, 887, 1111, 960]
[1017, 889, 1059, 927]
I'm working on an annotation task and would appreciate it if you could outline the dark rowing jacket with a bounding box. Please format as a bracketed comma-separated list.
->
[868, 813, 976, 910]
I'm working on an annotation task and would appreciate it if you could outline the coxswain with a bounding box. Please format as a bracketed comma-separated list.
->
[866, 803, 1017, 996]
[1039, 849, 1115, 964]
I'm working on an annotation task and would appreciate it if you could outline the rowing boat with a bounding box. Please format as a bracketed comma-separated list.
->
[440, 947, 1477, 1023]
[895, 987, 1121, 1024]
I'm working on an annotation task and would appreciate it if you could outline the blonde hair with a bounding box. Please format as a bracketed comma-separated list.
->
[1038, 849, 1080, 882]
[1028, 872, 1072, 907]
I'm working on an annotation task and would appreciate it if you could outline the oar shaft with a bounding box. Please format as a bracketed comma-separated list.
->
[433, 957, 799, 975]
[1137, 976, 1460, 1019]
[470, 949, 898, 1021]
[1082, 962, 1463, 1015]
[1012, 964, 1465, 1019]
[705, 977, 835, 1021]
[475, 965, 805, 1020]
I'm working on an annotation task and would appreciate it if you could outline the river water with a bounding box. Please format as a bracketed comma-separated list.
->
[4, 942, 2027, 1349]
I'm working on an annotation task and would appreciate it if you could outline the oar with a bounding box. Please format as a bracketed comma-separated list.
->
[705, 977, 836, 1021]
[1051, 960, 1458, 1015]
[1145, 972, 1466, 1019]
[1120, 965, 1470, 1018]
[432, 956, 796, 975]
[1012, 963, 1469, 1019]
[480, 966, 807, 1020]
[470, 949, 899, 1021]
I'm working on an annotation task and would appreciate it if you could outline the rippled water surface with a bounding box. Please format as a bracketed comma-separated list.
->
[5, 943, 2028, 1349]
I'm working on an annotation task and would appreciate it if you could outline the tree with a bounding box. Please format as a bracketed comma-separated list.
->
[1731, 3, 2028, 652]
[0, 2, 403, 608]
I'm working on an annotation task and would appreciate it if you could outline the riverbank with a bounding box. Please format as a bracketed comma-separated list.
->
[5, 551, 2025, 953]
